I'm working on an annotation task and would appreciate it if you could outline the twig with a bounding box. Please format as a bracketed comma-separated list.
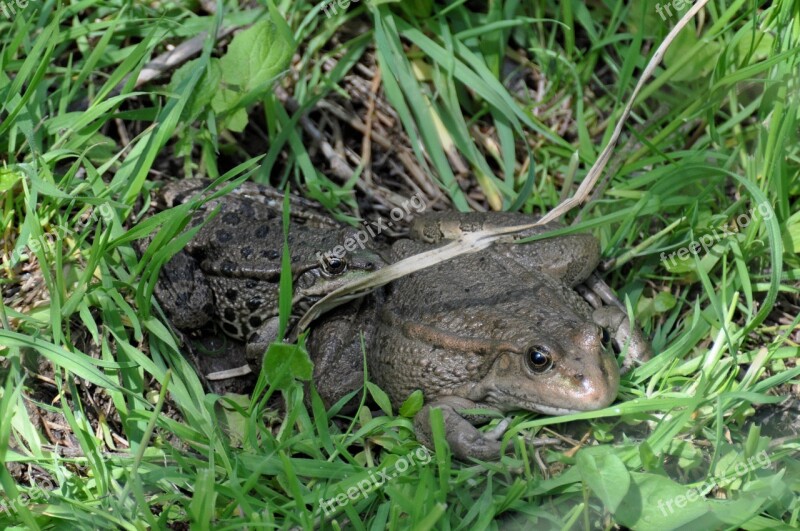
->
[360, 67, 382, 184]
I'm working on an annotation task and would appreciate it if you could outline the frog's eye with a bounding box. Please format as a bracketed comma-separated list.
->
[526, 346, 553, 373]
[322, 256, 348, 276]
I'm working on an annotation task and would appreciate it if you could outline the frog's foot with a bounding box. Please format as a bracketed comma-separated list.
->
[244, 317, 281, 366]
[578, 272, 626, 311]
[592, 306, 652, 374]
[414, 397, 511, 461]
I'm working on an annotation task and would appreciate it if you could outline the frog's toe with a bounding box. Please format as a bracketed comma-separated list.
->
[415, 399, 511, 461]
[245, 317, 280, 365]
[581, 272, 626, 311]
[592, 307, 652, 374]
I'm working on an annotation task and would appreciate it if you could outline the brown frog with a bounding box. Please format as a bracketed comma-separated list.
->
[308, 212, 651, 460]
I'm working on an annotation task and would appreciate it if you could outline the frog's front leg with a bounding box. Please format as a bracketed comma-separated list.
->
[206, 318, 280, 381]
[244, 317, 281, 366]
[154, 251, 215, 329]
[577, 272, 626, 311]
[592, 306, 652, 373]
[414, 396, 511, 461]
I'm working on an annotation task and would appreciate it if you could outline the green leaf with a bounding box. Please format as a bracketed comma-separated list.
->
[366, 382, 393, 416]
[219, 17, 293, 91]
[216, 394, 251, 446]
[0, 167, 24, 192]
[211, 11, 294, 129]
[614, 472, 710, 530]
[653, 291, 677, 313]
[399, 390, 424, 417]
[225, 107, 249, 133]
[263, 343, 313, 390]
[577, 450, 630, 513]
[168, 58, 222, 121]
[663, 23, 720, 81]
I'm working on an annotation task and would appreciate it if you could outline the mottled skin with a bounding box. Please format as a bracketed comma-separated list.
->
[306, 289, 384, 408]
[410, 211, 600, 287]
[374, 239, 619, 460]
[410, 211, 653, 370]
[153, 180, 385, 366]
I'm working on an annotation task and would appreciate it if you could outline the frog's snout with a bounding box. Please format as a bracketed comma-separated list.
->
[575, 360, 619, 410]
[564, 322, 620, 410]
[571, 322, 604, 353]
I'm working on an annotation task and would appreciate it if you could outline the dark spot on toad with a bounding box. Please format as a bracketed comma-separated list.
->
[222, 212, 241, 225]
[220, 259, 236, 275]
[225, 289, 238, 301]
[255, 225, 270, 238]
[247, 297, 263, 311]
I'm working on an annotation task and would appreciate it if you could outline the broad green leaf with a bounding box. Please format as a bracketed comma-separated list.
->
[168, 58, 222, 121]
[219, 17, 293, 91]
[577, 450, 630, 513]
[366, 382, 393, 416]
[263, 343, 313, 390]
[399, 390, 424, 417]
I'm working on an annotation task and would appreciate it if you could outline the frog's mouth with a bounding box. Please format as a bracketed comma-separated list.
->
[498, 394, 603, 416]
[527, 404, 586, 416]
[489, 371, 619, 416]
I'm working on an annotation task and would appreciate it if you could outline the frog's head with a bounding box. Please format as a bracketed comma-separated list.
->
[467, 320, 620, 415]
[296, 247, 386, 300]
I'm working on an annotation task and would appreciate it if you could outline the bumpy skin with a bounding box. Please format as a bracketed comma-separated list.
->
[309, 211, 651, 461]
[410, 211, 652, 368]
[153, 180, 385, 366]
[306, 289, 385, 409]
[371, 238, 621, 460]
[410, 211, 601, 287]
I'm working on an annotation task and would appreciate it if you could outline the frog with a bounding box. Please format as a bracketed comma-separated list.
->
[409, 211, 653, 370]
[307, 211, 651, 460]
[151, 180, 387, 374]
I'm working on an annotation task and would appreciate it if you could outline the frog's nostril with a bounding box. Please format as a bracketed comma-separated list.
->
[575, 323, 602, 349]
[365, 261, 375, 270]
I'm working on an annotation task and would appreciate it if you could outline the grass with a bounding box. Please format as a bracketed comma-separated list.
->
[1, 0, 799, 529]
